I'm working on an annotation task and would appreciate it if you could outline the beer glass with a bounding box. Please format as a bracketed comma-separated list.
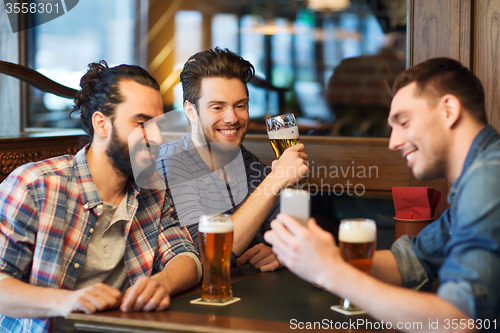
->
[338, 218, 377, 312]
[265, 113, 308, 188]
[199, 214, 234, 303]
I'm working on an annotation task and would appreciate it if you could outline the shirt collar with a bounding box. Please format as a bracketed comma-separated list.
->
[449, 125, 499, 200]
[73, 145, 144, 213]
[458, 125, 499, 182]
[73, 145, 103, 211]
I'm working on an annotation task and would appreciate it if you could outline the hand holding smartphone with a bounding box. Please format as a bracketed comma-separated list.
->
[280, 188, 310, 226]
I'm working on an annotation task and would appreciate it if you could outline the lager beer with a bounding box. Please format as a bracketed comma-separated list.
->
[338, 218, 377, 311]
[199, 215, 234, 302]
[268, 126, 300, 159]
[266, 114, 308, 188]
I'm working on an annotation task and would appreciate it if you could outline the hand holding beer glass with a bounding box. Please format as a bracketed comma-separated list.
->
[266, 113, 309, 189]
[337, 218, 376, 313]
[199, 215, 234, 303]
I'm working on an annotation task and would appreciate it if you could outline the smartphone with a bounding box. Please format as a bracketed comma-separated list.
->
[280, 188, 310, 226]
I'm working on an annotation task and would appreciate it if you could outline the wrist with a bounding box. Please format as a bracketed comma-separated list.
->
[151, 272, 173, 296]
[315, 258, 348, 294]
[263, 172, 287, 196]
[53, 289, 73, 317]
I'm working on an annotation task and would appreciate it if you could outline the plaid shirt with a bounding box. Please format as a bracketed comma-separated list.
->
[0, 146, 200, 333]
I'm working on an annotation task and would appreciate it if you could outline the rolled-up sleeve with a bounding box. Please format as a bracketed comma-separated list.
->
[0, 167, 38, 280]
[391, 235, 431, 291]
[391, 208, 455, 291]
[157, 195, 202, 281]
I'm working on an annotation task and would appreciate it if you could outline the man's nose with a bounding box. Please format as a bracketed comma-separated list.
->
[223, 107, 239, 125]
[388, 127, 404, 151]
[142, 122, 163, 147]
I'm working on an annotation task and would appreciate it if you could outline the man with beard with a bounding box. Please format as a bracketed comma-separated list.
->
[0, 61, 201, 333]
[265, 58, 500, 329]
[156, 48, 308, 272]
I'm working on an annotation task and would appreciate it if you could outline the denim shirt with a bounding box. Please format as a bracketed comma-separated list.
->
[391, 125, 500, 321]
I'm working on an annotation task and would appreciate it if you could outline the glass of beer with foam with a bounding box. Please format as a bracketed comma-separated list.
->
[265, 113, 308, 188]
[199, 214, 234, 303]
[338, 218, 377, 312]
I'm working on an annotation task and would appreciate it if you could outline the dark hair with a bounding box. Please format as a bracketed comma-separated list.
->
[392, 57, 487, 124]
[71, 60, 160, 142]
[179, 47, 255, 109]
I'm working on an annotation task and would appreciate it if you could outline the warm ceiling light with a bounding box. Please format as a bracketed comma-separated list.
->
[308, 0, 350, 11]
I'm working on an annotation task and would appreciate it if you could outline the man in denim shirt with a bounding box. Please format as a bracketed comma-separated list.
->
[265, 58, 499, 331]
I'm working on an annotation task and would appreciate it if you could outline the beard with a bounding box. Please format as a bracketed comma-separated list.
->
[106, 126, 160, 181]
[106, 127, 134, 178]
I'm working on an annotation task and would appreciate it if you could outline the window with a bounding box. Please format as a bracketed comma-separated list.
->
[163, 0, 406, 137]
[27, 0, 136, 131]
[22, 0, 406, 138]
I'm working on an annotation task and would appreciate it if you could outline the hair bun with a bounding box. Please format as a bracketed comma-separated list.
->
[80, 60, 109, 90]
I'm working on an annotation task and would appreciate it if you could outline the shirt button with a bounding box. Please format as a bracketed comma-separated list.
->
[89, 228, 94, 234]
[97, 204, 103, 210]
[74, 263, 80, 269]
[83, 203, 89, 209]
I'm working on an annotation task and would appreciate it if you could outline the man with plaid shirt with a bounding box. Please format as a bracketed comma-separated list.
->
[0, 61, 201, 333]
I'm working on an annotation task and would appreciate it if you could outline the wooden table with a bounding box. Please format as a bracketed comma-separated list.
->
[67, 266, 395, 333]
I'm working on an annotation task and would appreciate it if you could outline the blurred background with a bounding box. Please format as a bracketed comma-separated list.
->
[25, 0, 406, 138]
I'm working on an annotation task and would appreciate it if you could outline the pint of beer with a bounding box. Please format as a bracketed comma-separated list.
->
[266, 114, 300, 158]
[338, 218, 377, 311]
[199, 214, 234, 303]
[266, 114, 308, 188]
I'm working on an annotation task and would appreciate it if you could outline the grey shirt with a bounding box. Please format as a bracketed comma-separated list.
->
[156, 134, 279, 259]
[54, 194, 130, 333]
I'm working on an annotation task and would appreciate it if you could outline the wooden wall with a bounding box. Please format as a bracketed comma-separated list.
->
[0, 135, 83, 183]
[244, 135, 407, 194]
[473, 0, 500, 128]
[406, 0, 500, 216]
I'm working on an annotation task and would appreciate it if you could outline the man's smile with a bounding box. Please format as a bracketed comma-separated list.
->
[217, 128, 239, 137]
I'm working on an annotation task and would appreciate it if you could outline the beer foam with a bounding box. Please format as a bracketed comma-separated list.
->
[338, 221, 376, 243]
[199, 215, 233, 233]
[198, 223, 233, 233]
[267, 126, 299, 140]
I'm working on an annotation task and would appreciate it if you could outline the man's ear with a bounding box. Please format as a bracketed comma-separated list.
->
[440, 94, 461, 129]
[92, 111, 111, 138]
[184, 100, 198, 124]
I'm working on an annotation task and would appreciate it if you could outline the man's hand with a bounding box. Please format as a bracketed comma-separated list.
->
[264, 214, 344, 286]
[237, 243, 282, 272]
[270, 144, 308, 188]
[120, 276, 171, 313]
[62, 283, 122, 316]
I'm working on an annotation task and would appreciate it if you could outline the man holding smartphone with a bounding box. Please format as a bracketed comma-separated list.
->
[156, 48, 308, 272]
[265, 58, 500, 329]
